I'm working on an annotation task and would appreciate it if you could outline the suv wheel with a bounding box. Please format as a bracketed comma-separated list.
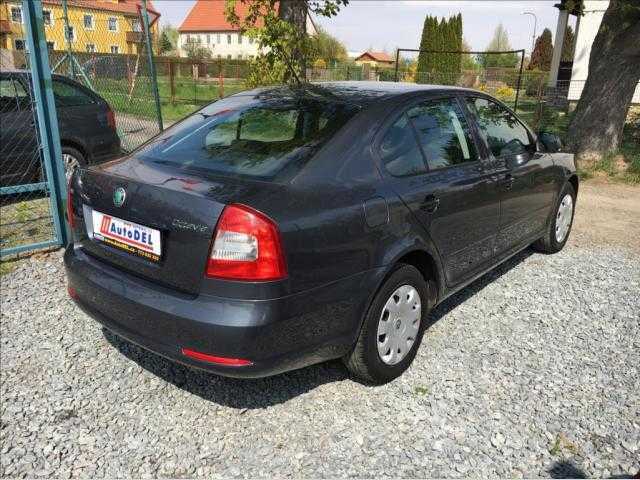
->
[345, 264, 429, 384]
[62, 146, 86, 182]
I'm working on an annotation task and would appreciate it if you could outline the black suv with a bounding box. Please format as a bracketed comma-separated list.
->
[0, 70, 120, 187]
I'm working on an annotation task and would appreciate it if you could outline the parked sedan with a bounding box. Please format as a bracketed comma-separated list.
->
[65, 82, 577, 384]
[0, 70, 120, 187]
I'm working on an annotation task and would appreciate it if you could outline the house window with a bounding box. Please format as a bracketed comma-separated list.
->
[14, 39, 25, 50]
[249, 37, 253, 45]
[86, 43, 96, 53]
[227, 34, 231, 44]
[132, 19, 141, 32]
[238, 34, 242, 44]
[216, 33, 220, 43]
[217, 54, 222, 59]
[83, 14, 94, 30]
[108, 17, 118, 32]
[65, 25, 75, 42]
[43, 10, 53, 26]
[237, 54, 242, 59]
[11, 6, 22, 23]
[207, 34, 210, 44]
[227, 54, 231, 59]
[110, 45, 119, 54]
[46, 41, 55, 50]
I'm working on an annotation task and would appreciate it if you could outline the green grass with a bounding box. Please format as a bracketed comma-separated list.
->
[0, 197, 55, 251]
[0, 260, 17, 277]
[90, 76, 247, 122]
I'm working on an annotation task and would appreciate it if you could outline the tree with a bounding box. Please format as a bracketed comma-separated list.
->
[225, 0, 348, 85]
[528, 28, 553, 71]
[461, 39, 478, 70]
[478, 24, 519, 68]
[159, 24, 179, 55]
[566, 0, 640, 166]
[310, 27, 347, 66]
[184, 43, 213, 61]
[416, 14, 463, 84]
[561, 25, 575, 62]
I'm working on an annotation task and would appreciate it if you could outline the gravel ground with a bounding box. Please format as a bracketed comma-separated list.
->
[1, 185, 640, 478]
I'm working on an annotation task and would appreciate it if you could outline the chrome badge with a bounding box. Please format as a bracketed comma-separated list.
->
[113, 187, 126, 207]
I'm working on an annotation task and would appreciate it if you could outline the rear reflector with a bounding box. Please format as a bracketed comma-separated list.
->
[206, 204, 287, 281]
[106, 107, 116, 130]
[181, 348, 252, 366]
[68, 286, 78, 300]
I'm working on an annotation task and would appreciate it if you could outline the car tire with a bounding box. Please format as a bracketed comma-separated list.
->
[61, 146, 86, 182]
[344, 264, 430, 384]
[532, 182, 576, 254]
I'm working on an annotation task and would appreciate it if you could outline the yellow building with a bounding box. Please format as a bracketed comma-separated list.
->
[0, 0, 160, 55]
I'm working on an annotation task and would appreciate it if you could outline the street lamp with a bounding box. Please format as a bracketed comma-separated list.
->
[522, 11, 538, 55]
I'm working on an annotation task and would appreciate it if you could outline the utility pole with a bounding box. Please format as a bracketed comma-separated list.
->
[522, 11, 538, 56]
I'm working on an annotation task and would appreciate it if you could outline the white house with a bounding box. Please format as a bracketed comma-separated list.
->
[549, 0, 640, 105]
[177, 0, 317, 60]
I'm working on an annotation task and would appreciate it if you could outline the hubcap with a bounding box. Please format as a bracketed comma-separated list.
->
[63, 153, 80, 181]
[555, 193, 573, 243]
[377, 285, 421, 365]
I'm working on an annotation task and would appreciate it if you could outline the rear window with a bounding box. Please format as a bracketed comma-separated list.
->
[135, 94, 360, 181]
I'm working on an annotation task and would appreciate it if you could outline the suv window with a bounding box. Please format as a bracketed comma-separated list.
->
[0, 78, 29, 112]
[408, 98, 478, 170]
[52, 80, 95, 107]
[379, 114, 427, 177]
[466, 97, 531, 158]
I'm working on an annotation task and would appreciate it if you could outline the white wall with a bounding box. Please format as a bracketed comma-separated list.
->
[569, 0, 640, 104]
[177, 31, 260, 59]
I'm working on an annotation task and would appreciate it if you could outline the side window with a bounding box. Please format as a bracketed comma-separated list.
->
[407, 98, 478, 170]
[52, 80, 95, 107]
[379, 114, 427, 177]
[0, 78, 29, 112]
[466, 97, 531, 158]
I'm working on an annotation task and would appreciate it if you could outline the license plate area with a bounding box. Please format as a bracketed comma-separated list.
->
[90, 209, 162, 263]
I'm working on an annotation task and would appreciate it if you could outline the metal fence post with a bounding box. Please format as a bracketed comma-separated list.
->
[514, 49, 525, 112]
[141, 0, 163, 132]
[22, 0, 69, 246]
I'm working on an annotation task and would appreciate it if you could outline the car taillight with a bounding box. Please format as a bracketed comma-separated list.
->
[67, 178, 76, 229]
[206, 204, 287, 281]
[106, 107, 116, 130]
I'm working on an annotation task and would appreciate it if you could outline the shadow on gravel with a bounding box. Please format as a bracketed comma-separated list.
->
[425, 247, 534, 328]
[102, 247, 535, 409]
[549, 460, 588, 478]
[103, 328, 349, 409]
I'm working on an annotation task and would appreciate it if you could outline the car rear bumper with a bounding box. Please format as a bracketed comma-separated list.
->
[64, 246, 384, 378]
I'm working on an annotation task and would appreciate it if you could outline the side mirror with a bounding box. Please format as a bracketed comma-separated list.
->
[538, 132, 562, 153]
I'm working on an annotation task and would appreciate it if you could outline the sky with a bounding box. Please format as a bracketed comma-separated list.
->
[155, 0, 574, 56]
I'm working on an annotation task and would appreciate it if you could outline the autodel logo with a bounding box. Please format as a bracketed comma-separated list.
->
[113, 187, 126, 207]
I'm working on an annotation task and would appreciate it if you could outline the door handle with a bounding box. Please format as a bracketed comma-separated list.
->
[498, 174, 515, 190]
[421, 194, 440, 213]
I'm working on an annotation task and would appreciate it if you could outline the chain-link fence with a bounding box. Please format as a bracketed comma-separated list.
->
[36, 0, 163, 152]
[1, 4, 60, 257]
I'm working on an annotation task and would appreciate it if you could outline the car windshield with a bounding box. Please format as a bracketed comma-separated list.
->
[134, 93, 360, 182]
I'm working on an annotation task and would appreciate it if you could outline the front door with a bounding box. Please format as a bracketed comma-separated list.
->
[464, 96, 557, 257]
[379, 96, 502, 286]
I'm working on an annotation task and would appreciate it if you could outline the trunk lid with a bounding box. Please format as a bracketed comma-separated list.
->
[75, 156, 283, 294]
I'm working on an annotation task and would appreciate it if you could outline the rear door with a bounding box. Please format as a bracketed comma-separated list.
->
[378, 95, 501, 286]
[464, 96, 557, 257]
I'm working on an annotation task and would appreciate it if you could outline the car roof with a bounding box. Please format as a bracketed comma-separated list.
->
[1, 69, 75, 83]
[231, 81, 480, 107]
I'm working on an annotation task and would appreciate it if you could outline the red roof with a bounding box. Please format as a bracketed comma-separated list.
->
[179, 0, 265, 32]
[42, 0, 160, 20]
[355, 51, 394, 63]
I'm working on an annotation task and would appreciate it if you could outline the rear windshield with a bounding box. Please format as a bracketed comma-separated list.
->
[134, 94, 360, 181]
